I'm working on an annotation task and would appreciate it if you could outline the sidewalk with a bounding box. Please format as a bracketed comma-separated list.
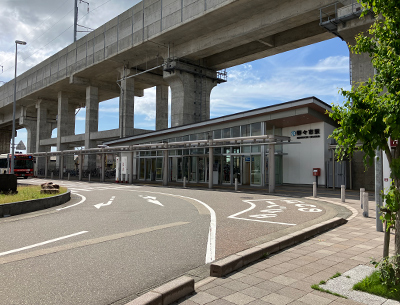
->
[176, 192, 396, 305]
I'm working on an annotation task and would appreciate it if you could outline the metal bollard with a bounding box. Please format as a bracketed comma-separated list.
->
[183, 177, 186, 188]
[313, 182, 317, 198]
[360, 188, 365, 208]
[68, 173, 70, 181]
[235, 178, 238, 191]
[341, 185, 345, 202]
[89, 173, 91, 182]
[363, 192, 369, 217]
[51, 172, 53, 180]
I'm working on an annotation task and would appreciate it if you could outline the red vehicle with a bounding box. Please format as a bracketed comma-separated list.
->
[0, 153, 34, 178]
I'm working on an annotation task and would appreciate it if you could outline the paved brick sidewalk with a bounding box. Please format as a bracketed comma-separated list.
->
[175, 194, 396, 305]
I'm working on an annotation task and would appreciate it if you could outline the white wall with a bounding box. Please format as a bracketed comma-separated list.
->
[282, 122, 327, 185]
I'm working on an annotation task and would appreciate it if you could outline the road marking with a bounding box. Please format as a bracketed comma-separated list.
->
[0, 231, 88, 257]
[57, 193, 86, 211]
[139, 195, 164, 206]
[0, 222, 188, 265]
[228, 199, 296, 226]
[94, 196, 116, 209]
[128, 190, 216, 264]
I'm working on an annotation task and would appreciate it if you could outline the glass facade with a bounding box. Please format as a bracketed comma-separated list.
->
[135, 120, 283, 187]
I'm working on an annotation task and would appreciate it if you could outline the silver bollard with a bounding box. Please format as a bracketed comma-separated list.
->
[363, 192, 369, 217]
[313, 182, 317, 198]
[341, 185, 345, 202]
[235, 178, 238, 191]
[89, 173, 91, 182]
[68, 173, 70, 181]
[51, 172, 53, 180]
[360, 188, 365, 208]
[183, 177, 186, 188]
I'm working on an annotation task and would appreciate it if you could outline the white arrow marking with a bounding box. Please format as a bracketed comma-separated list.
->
[139, 195, 164, 206]
[94, 196, 115, 209]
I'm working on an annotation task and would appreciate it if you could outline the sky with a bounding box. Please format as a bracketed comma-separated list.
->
[0, 0, 351, 153]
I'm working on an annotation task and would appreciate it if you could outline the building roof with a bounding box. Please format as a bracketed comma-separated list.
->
[105, 96, 335, 146]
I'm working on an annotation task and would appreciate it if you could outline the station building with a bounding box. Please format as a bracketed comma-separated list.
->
[104, 96, 348, 190]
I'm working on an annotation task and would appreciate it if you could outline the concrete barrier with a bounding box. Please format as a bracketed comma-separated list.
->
[0, 190, 71, 218]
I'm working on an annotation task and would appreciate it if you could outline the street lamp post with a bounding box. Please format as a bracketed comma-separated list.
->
[11, 40, 26, 174]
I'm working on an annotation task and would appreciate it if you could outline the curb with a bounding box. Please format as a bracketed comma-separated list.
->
[0, 190, 71, 218]
[129, 217, 347, 305]
[126, 276, 194, 305]
[210, 217, 347, 277]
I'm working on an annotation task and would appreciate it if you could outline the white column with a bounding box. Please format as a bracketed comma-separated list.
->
[268, 144, 275, 193]
[208, 146, 213, 189]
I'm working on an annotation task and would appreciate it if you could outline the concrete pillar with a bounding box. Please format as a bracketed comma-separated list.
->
[85, 86, 99, 170]
[156, 85, 169, 130]
[163, 150, 168, 186]
[57, 91, 75, 151]
[44, 155, 48, 178]
[163, 61, 218, 127]
[268, 144, 275, 193]
[36, 100, 52, 171]
[0, 129, 11, 154]
[19, 117, 37, 154]
[119, 70, 135, 138]
[337, 10, 375, 86]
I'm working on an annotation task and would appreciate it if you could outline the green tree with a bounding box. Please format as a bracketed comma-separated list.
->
[329, 0, 400, 271]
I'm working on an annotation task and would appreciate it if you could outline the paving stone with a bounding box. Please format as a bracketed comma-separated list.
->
[252, 270, 277, 281]
[205, 286, 237, 298]
[207, 299, 237, 305]
[237, 275, 265, 286]
[223, 292, 256, 305]
[261, 293, 294, 305]
[255, 281, 285, 293]
[241, 286, 271, 299]
[270, 275, 298, 286]
[297, 292, 333, 305]
[276, 286, 307, 299]
[222, 280, 251, 292]
[188, 292, 218, 305]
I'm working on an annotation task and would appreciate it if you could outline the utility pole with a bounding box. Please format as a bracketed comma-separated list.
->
[74, 0, 78, 42]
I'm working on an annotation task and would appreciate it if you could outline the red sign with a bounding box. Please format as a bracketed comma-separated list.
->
[390, 138, 398, 147]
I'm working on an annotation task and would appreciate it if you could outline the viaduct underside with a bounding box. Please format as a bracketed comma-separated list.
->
[0, 0, 374, 159]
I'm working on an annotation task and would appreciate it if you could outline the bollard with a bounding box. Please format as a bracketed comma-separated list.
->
[51, 172, 53, 180]
[313, 182, 317, 198]
[363, 192, 369, 217]
[341, 185, 345, 202]
[89, 173, 91, 182]
[235, 178, 238, 191]
[360, 188, 365, 208]
[68, 173, 70, 181]
[183, 177, 186, 188]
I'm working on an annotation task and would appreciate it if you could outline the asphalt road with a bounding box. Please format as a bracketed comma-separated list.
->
[0, 179, 342, 305]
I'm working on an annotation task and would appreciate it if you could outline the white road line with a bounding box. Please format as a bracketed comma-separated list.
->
[128, 190, 216, 264]
[228, 200, 296, 226]
[57, 193, 86, 211]
[0, 231, 88, 257]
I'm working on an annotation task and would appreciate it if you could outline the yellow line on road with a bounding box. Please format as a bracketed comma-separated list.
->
[0, 222, 189, 265]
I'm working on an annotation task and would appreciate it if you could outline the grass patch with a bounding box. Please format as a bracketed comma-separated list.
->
[330, 272, 341, 279]
[0, 185, 67, 204]
[311, 284, 347, 298]
[311, 272, 347, 299]
[353, 271, 400, 301]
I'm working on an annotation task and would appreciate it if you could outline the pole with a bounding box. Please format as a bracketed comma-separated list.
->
[11, 43, 18, 174]
[11, 40, 26, 174]
[74, 0, 78, 42]
[375, 150, 384, 232]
